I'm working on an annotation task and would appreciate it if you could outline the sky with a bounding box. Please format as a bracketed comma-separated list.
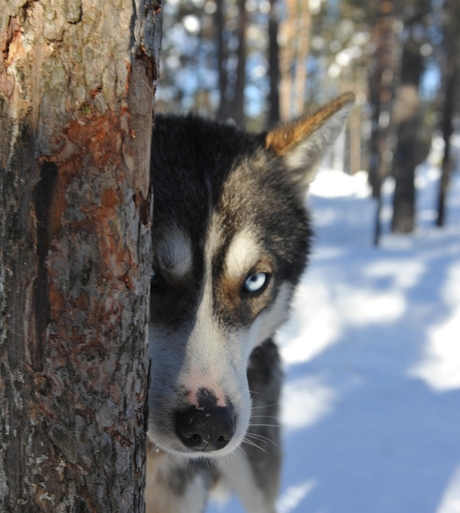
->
[206, 135, 460, 513]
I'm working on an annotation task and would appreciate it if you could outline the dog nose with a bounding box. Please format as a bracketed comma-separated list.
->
[176, 406, 235, 452]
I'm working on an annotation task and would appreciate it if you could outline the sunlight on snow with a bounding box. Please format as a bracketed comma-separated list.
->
[281, 376, 336, 432]
[276, 480, 317, 513]
[409, 262, 460, 391]
[363, 259, 426, 289]
[278, 279, 340, 366]
[335, 286, 406, 326]
[436, 465, 460, 513]
[309, 169, 370, 199]
[278, 271, 407, 367]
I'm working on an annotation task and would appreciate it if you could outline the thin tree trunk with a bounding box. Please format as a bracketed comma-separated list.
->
[279, 0, 310, 122]
[437, 70, 456, 227]
[268, 0, 281, 127]
[233, 0, 247, 128]
[391, 43, 424, 233]
[0, 1, 161, 511]
[349, 103, 362, 174]
[368, 0, 400, 245]
[436, 0, 459, 227]
[216, 0, 230, 121]
[293, 0, 310, 117]
[279, 0, 295, 121]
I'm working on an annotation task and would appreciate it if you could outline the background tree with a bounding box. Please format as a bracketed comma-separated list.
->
[365, 0, 401, 243]
[0, 0, 161, 510]
[216, 0, 232, 120]
[268, 0, 281, 126]
[436, 0, 460, 227]
[233, 0, 248, 127]
[391, 0, 432, 233]
[278, 0, 311, 121]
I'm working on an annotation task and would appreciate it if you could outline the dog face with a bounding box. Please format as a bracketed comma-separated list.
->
[148, 94, 354, 458]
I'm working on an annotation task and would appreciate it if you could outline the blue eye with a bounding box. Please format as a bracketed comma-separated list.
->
[243, 272, 268, 293]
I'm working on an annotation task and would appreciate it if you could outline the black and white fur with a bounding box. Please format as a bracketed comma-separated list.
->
[146, 94, 354, 513]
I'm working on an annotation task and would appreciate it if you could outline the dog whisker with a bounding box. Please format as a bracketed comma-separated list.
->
[248, 389, 265, 396]
[251, 403, 278, 410]
[242, 437, 269, 455]
[236, 445, 248, 459]
[245, 432, 280, 449]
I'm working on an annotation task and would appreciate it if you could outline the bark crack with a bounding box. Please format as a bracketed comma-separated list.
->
[32, 162, 58, 372]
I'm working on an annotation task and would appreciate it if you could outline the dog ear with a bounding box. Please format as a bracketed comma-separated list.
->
[265, 92, 354, 192]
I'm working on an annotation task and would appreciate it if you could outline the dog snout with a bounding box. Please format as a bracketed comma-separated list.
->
[176, 405, 236, 452]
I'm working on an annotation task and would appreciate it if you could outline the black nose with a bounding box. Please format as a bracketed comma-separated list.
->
[176, 406, 235, 452]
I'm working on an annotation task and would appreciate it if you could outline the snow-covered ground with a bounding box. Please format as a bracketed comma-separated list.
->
[207, 145, 460, 513]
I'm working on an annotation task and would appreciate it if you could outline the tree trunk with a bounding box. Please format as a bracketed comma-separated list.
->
[215, 0, 231, 121]
[279, 0, 311, 121]
[367, 0, 400, 244]
[0, 1, 161, 511]
[279, 0, 295, 121]
[268, 0, 281, 127]
[348, 102, 362, 174]
[436, 0, 459, 227]
[391, 42, 424, 233]
[292, 0, 310, 117]
[233, 0, 247, 128]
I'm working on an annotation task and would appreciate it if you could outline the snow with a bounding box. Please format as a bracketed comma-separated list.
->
[206, 151, 460, 513]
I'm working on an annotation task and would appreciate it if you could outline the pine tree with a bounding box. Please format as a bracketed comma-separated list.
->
[0, 1, 161, 510]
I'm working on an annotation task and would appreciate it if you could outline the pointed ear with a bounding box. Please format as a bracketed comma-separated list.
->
[265, 92, 354, 192]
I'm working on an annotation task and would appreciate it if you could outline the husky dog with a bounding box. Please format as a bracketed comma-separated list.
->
[146, 93, 354, 513]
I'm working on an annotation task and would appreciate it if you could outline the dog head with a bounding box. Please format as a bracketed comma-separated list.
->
[148, 94, 354, 458]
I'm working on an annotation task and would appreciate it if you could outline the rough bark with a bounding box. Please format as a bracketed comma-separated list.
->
[0, 0, 161, 511]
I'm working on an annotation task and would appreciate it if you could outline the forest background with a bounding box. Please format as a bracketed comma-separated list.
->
[156, 0, 459, 242]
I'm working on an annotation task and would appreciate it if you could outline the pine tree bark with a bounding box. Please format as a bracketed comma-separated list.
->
[0, 0, 161, 511]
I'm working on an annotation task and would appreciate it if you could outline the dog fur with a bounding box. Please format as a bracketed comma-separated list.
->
[146, 93, 354, 513]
